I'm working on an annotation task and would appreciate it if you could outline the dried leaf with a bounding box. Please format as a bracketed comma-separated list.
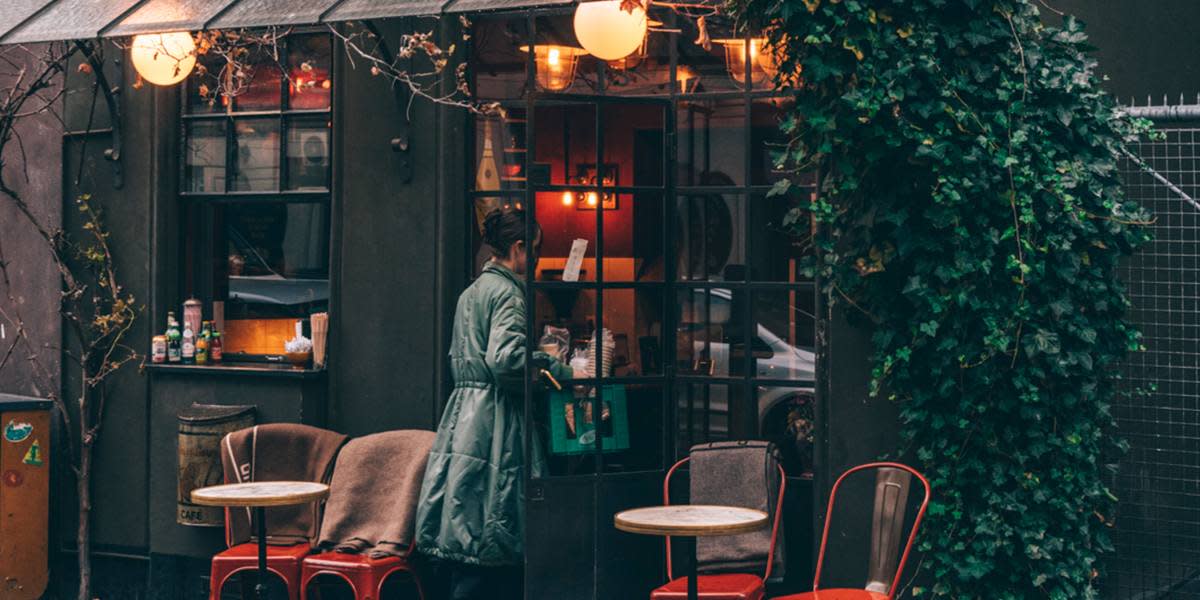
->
[695, 16, 712, 52]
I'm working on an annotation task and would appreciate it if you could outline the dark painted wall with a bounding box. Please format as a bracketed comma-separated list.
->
[0, 44, 63, 401]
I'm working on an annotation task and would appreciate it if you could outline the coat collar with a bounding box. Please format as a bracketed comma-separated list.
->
[483, 260, 523, 287]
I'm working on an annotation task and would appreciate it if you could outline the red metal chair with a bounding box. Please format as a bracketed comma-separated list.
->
[209, 539, 310, 600]
[650, 456, 787, 600]
[771, 462, 930, 600]
[300, 543, 426, 600]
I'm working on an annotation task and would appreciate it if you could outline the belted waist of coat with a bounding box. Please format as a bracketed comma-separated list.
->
[450, 357, 493, 387]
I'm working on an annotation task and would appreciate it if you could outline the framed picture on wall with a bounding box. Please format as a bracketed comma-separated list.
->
[572, 163, 619, 210]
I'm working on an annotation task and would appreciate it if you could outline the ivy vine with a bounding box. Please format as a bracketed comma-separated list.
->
[728, 0, 1153, 597]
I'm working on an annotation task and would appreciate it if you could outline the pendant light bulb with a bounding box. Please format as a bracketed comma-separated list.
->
[130, 32, 197, 86]
[573, 0, 648, 61]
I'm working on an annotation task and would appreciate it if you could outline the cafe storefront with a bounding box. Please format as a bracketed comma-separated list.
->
[0, 1, 897, 598]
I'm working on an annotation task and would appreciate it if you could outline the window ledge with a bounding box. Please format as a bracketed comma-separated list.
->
[144, 362, 325, 379]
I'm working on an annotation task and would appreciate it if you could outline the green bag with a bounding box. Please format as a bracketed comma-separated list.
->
[548, 386, 630, 455]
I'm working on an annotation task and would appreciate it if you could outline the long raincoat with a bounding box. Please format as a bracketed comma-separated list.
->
[415, 261, 571, 566]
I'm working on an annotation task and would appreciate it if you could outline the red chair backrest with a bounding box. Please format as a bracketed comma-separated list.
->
[661, 456, 787, 582]
[812, 462, 931, 600]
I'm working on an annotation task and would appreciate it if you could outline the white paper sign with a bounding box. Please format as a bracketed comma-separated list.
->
[563, 238, 588, 282]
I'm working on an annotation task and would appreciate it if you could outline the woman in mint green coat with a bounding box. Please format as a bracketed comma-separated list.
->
[415, 208, 571, 600]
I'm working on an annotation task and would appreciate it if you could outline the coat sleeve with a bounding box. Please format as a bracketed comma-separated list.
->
[486, 290, 572, 391]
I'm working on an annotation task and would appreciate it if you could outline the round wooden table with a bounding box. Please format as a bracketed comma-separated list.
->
[192, 481, 330, 600]
[615, 505, 769, 600]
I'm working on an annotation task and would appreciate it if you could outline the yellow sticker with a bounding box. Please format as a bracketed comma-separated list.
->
[23, 439, 43, 467]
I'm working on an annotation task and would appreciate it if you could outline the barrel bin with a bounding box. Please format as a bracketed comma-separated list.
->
[177, 404, 255, 527]
[0, 393, 52, 600]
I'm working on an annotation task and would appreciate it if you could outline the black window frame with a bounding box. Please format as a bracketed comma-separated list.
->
[465, 7, 818, 480]
[178, 29, 335, 362]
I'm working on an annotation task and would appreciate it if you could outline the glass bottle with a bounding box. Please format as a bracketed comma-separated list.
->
[182, 322, 195, 364]
[210, 330, 223, 363]
[166, 317, 182, 363]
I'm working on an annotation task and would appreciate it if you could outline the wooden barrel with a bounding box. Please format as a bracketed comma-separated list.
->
[177, 404, 255, 527]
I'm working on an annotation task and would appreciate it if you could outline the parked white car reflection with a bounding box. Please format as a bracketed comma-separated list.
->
[678, 288, 815, 437]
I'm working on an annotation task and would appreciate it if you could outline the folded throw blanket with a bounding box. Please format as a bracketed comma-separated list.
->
[690, 440, 786, 577]
[221, 423, 349, 546]
[316, 429, 436, 558]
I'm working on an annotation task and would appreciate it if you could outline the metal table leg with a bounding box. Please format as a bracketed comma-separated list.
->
[255, 506, 268, 600]
[688, 536, 698, 600]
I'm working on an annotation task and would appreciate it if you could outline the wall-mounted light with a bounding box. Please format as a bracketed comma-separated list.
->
[713, 37, 779, 85]
[130, 32, 197, 86]
[574, 0, 648, 61]
[521, 44, 587, 91]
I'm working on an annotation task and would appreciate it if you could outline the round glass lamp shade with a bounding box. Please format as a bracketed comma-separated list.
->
[521, 45, 587, 91]
[131, 32, 197, 86]
[715, 38, 778, 85]
[573, 0, 648, 61]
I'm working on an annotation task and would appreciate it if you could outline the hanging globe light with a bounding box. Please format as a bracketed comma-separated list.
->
[130, 32, 197, 86]
[573, 0, 648, 61]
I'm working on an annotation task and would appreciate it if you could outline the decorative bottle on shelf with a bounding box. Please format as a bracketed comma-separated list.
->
[166, 314, 182, 363]
[474, 119, 502, 234]
[195, 321, 210, 365]
[210, 330, 223, 363]
[182, 321, 195, 364]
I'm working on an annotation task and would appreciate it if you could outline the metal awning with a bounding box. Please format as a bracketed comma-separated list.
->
[0, 0, 573, 45]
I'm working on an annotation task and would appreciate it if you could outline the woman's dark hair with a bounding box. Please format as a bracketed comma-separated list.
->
[483, 207, 540, 258]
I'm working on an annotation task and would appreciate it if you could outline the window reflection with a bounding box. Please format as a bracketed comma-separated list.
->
[235, 45, 283, 111]
[757, 387, 815, 476]
[471, 17, 529, 100]
[751, 290, 816, 381]
[676, 384, 734, 455]
[749, 194, 814, 283]
[287, 34, 332, 110]
[232, 119, 280, 192]
[676, 194, 745, 281]
[286, 118, 330, 190]
[677, 99, 745, 186]
[676, 287, 747, 377]
[185, 121, 226, 193]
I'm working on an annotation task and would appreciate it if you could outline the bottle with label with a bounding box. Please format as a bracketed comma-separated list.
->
[195, 324, 209, 365]
[166, 317, 182, 363]
[210, 330, 223, 363]
[151, 335, 167, 364]
[182, 322, 195, 364]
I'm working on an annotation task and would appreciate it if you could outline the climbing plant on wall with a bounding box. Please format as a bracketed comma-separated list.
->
[727, 0, 1152, 597]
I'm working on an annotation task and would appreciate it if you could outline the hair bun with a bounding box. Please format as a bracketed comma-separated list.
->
[482, 208, 505, 248]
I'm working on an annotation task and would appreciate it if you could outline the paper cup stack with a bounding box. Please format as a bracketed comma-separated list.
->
[587, 328, 615, 378]
[311, 312, 329, 368]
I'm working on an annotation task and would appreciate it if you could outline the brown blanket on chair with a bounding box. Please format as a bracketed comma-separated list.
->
[316, 429, 436, 558]
[221, 423, 349, 547]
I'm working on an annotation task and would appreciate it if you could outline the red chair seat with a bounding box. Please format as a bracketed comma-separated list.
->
[301, 551, 424, 600]
[772, 590, 889, 600]
[210, 543, 311, 600]
[651, 573, 766, 600]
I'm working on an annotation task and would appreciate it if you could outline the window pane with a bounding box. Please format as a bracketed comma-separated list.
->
[534, 288, 596, 351]
[287, 33, 332, 110]
[474, 111, 526, 192]
[534, 197, 597, 282]
[534, 14, 596, 94]
[677, 99, 745, 186]
[676, 287, 748, 377]
[675, 194, 746, 281]
[676, 18, 741, 92]
[750, 98, 794, 185]
[234, 45, 283, 111]
[676, 384, 736, 456]
[532, 103, 596, 186]
[221, 202, 330, 306]
[603, 383, 663, 473]
[471, 16, 528, 100]
[286, 117, 331, 190]
[601, 288, 663, 376]
[232, 119, 280, 192]
[603, 102, 664, 187]
[748, 194, 814, 283]
[605, 193, 664, 282]
[757, 386, 815, 476]
[185, 121, 227, 193]
[752, 289, 816, 381]
[188, 52, 227, 113]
